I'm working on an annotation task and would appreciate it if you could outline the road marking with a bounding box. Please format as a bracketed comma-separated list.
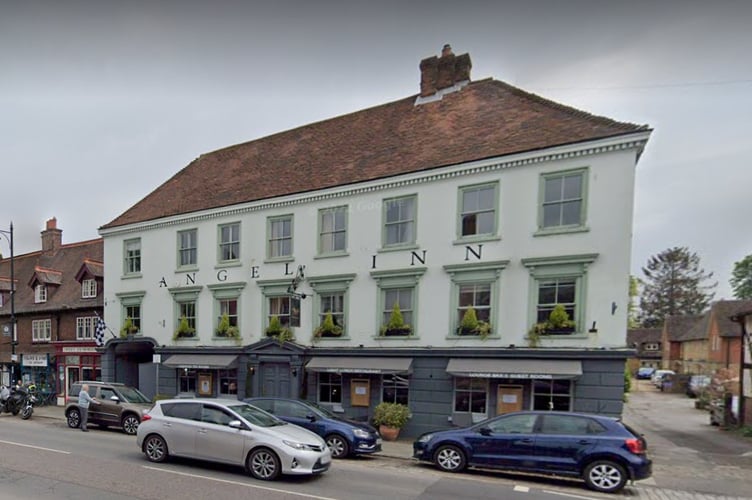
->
[542, 490, 597, 499]
[142, 466, 339, 499]
[514, 485, 530, 492]
[0, 439, 70, 454]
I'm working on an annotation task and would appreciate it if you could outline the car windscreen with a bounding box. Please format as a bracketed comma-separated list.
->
[304, 400, 336, 418]
[229, 403, 287, 427]
[117, 386, 152, 404]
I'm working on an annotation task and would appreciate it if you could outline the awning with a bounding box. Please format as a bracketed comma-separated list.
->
[446, 358, 582, 380]
[306, 357, 413, 374]
[163, 354, 238, 370]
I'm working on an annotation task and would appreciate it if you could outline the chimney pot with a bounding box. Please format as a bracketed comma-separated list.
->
[41, 217, 62, 255]
[418, 44, 472, 99]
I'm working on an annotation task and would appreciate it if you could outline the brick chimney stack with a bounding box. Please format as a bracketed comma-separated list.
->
[41, 217, 62, 255]
[419, 44, 472, 98]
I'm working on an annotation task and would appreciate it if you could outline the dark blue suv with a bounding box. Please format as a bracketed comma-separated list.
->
[413, 411, 651, 493]
[245, 397, 381, 458]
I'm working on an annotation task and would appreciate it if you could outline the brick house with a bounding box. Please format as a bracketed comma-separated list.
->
[97, 45, 651, 436]
[0, 218, 104, 403]
[626, 328, 662, 373]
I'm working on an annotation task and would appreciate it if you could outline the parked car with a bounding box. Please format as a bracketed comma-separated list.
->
[636, 367, 655, 380]
[686, 375, 711, 398]
[245, 397, 381, 458]
[65, 381, 152, 435]
[413, 410, 652, 494]
[651, 369, 675, 388]
[136, 398, 331, 480]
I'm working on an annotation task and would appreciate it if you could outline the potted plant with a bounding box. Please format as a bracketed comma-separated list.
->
[120, 317, 139, 338]
[372, 402, 410, 441]
[215, 313, 240, 339]
[526, 304, 576, 346]
[379, 303, 413, 337]
[313, 311, 343, 339]
[265, 315, 293, 344]
[456, 307, 491, 339]
[173, 315, 195, 340]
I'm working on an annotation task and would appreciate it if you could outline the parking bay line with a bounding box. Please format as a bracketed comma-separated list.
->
[142, 466, 339, 500]
[0, 439, 71, 454]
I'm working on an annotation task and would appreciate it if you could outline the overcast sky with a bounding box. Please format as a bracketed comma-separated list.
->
[1, 1, 750, 299]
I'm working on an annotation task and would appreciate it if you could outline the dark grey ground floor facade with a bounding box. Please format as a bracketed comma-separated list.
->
[100, 336, 631, 438]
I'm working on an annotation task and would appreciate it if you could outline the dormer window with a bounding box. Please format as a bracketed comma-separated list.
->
[82, 279, 97, 299]
[35, 284, 47, 303]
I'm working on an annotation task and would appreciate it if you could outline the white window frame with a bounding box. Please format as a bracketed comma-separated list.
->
[177, 228, 198, 268]
[267, 215, 293, 260]
[318, 206, 348, 256]
[218, 222, 240, 263]
[81, 279, 97, 299]
[458, 182, 498, 240]
[538, 168, 589, 233]
[76, 316, 97, 340]
[35, 284, 47, 303]
[32, 319, 52, 342]
[382, 195, 417, 248]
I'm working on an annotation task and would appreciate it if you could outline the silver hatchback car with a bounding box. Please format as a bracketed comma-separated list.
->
[136, 398, 331, 480]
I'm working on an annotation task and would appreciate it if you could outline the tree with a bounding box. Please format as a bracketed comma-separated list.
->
[627, 275, 640, 328]
[730, 254, 752, 299]
[638, 246, 716, 327]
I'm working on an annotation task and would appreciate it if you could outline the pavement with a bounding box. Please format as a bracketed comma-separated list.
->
[29, 393, 752, 499]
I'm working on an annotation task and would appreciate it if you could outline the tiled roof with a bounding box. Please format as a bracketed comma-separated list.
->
[0, 239, 103, 314]
[102, 77, 649, 229]
[75, 259, 104, 282]
[29, 267, 63, 287]
[712, 299, 752, 337]
[627, 328, 662, 345]
[664, 314, 704, 341]
[678, 312, 711, 341]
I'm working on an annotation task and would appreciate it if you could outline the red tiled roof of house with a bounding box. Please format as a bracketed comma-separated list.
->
[102, 77, 649, 229]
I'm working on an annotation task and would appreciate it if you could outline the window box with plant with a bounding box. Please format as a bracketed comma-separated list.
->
[173, 316, 196, 340]
[215, 313, 240, 339]
[265, 315, 293, 343]
[455, 307, 491, 339]
[372, 402, 410, 441]
[379, 303, 413, 337]
[313, 311, 343, 340]
[526, 304, 576, 347]
[120, 317, 139, 338]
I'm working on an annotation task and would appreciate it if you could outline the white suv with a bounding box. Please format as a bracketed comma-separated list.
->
[136, 398, 331, 480]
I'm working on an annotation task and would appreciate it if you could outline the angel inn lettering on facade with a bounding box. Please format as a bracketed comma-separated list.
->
[96, 45, 650, 437]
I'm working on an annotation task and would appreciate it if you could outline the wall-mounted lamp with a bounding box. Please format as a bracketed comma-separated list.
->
[183, 367, 189, 376]
[589, 321, 598, 333]
[248, 366, 255, 375]
[287, 265, 309, 299]
[291, 368, 298, 377]
[611, 302, 618, 315]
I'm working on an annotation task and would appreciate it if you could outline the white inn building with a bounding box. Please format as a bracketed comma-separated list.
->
[98, 45, 651, 436]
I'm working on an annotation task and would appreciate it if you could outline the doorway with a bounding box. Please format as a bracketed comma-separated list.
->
[497, 385, 524, 414]
[260, 363, 291, 397]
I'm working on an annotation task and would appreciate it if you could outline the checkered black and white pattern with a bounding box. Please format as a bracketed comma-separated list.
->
[95, 318, 106, 347]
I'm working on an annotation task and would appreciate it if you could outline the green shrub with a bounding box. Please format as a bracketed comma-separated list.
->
[373, 402, 410, 429]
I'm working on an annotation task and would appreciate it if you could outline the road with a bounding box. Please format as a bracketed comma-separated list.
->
[624, 380, 752, 498]
[0, 415, 605, 500]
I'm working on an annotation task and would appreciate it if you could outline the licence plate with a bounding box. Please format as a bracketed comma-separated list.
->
[376, 438, 382, 445]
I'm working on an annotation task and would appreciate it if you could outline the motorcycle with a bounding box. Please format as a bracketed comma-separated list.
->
[0, 384, 36, 419]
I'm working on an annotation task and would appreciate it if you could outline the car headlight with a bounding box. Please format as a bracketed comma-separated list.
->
[416, 433, 433, 444]
[353, 429, 370, 439]
[283, 440, 318, 451]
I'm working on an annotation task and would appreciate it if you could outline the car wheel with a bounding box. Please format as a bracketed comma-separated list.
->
[247, 447, 281, 481]
[325, 434, 350, 458]
[143, 435, 168, 463]
[433, 444, 466, 473]
[67, 408, 81, 429]
[121, 414, 140, 435]
[584, 460, 627, 493]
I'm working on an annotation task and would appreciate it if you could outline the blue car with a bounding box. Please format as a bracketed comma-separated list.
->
[413, 410, 652, 494]
[245, 397, 381, 458]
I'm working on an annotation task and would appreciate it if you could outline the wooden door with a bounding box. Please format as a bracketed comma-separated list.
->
[496, 385, 523, 414]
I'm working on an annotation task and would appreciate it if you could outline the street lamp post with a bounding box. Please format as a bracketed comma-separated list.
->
[0, 223, 16, 386]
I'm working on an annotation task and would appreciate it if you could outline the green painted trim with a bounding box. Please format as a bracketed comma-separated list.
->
[167, 285, 203, 301]
[445, 264, 504, 338]
[116, 290, 146, 302]
[370, 267, 427, 286]
[207, 281, 247, 299]
[452, 235, 501, 245]
[533, 226, 590, 237]
[176, 228, 198, 270]
[376, 243, 420, 253]
[317, 205, 349, 256]
[217, 221, 241, 264]
[122, 238, 141, 276]
[456, 181, 500, 240]
[522, 254, 597, 335]
[537, 167, 589, 231]
[381, 194, 418, 249]
[266, 214, 294, 260]
[313, 251, 350, 260]
[309, 274, 357, 339]
[214, 261, 244, 270]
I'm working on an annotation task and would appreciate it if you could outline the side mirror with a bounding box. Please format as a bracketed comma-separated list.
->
[306, 413, 317, 422]
[479, 426, 492, 436]
[110, 395, 120, 403]
[228, 420, 243, 429]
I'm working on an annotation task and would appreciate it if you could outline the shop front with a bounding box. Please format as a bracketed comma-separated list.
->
[162, 353, 240, 398]
[19, 353, 56, 403]
[53, 343, 101, 405]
